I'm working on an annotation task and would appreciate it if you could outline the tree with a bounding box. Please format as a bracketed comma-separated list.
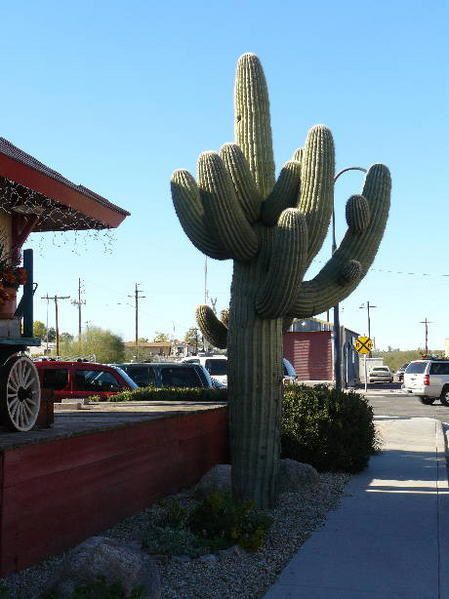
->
[46, 327, 56, 342]
[61, 327, 125, 363]
[184, 327, 199, 348]
[33, 320, 47, 340]
[60, 332, 74, 344]
[153, 332, 170, 343]
[171, 53, 391, 507]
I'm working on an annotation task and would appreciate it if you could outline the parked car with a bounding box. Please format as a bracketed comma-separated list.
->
[35, 360, 138, 401]
[115, 362, 214, 389]
[181, 355, 298, 386]
[403, 359, 449, 405]
[394, 362, 410, 383]
[181, 355, 228, 386]
[368, 366, 393, 384]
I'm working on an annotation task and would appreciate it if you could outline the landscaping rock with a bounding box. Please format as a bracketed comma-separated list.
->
[45, 536, 160, 598]
[195, 461, 318, 499]
[278, 459, 319, 494]
[194, 464, 232, 497]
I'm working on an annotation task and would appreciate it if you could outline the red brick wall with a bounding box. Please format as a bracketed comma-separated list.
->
[283, 331, 333, 380]
[0, 407, 229, 575]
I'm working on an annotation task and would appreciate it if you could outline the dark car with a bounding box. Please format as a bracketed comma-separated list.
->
[35, 360, 138, 401]
[115, 362, 214, 389]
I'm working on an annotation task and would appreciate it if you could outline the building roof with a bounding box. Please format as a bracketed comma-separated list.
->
[0, 137, 130, 231]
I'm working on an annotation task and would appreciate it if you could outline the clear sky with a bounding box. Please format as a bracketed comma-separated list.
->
[2, 0, 448, 351]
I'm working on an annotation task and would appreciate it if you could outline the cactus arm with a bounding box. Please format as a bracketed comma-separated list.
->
[220, 144, 262, 223]
[297, 125, 335, 265]
[196, 305, 228, 349]
[256, 208, 308, 318]
[198, 152, 259, 262]
[234, 53, 275, 198]
[261, 160, 301, 226]
[171, 170, 231, 260]
[289, 164, 391, 318]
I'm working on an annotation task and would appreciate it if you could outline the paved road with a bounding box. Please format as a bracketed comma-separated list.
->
[365, 388, 449, 424]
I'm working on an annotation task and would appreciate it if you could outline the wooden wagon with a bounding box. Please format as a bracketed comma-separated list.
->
[0, 137, 129, 431]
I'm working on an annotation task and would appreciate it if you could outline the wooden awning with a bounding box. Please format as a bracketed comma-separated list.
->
[0, 138, 130, 231]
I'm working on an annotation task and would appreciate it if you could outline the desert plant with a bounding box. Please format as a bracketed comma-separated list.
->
[188, 490, 272, 553]
[171, 53, 391, 507]
[281, 385, 379, 473]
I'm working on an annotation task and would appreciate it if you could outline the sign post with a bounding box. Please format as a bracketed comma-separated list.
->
[354, 336, 374, 392]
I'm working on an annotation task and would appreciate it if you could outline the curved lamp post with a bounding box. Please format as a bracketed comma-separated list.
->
[333, 166, 367, 391]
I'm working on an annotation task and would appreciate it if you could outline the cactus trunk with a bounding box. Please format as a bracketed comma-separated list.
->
[228, 258, 283, 508]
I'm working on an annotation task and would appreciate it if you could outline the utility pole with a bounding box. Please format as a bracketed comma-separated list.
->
[420, 318, 432, 355]
[42, 293, 50, 353]
[71, 278, 86, 340]
[129, 283, 145, 358]
[359, 301, 377, 356]
[41, 294, 70, 355]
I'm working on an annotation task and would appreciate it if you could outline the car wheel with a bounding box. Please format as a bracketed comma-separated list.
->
[419, 397, 435, 405]
[440, 387, 449, 406]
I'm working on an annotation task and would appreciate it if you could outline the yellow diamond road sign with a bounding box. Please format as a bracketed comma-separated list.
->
[354, 336, 373, 354]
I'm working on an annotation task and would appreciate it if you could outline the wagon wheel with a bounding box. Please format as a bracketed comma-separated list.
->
[0, 355, 41, 432]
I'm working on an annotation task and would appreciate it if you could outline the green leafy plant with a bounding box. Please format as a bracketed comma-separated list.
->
[188, 491, 272, 552]
[41, 576, 144, 599]
[141, 491, 272, 557]
[107, 387, 227, 403]
[281, 385, 379, 473]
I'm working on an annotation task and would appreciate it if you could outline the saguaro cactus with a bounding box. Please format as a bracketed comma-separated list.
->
[171, 53, 391, 508]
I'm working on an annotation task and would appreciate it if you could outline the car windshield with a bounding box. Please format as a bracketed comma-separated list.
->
[205, 359, 227, 376]
[372, 367, 389, 372]
[110, 366, 139, 389]
[283, 359, 296, 377]
[405, 362, 427, 374]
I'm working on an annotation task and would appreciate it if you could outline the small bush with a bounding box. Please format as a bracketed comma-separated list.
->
[107, 387, 227, 403]
[281, 384, 379, 473]
[188, 491, 272, 552]
[141, 491, 272, 557]
[41, 576, 144, 598]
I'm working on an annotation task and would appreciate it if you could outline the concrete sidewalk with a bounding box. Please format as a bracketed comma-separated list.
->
[264, 417, 449, 598]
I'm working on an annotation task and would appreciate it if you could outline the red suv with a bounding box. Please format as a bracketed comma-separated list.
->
[35, 360, 138, 402]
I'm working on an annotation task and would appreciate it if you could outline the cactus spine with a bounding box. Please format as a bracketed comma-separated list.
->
[171, 53, 391, 508]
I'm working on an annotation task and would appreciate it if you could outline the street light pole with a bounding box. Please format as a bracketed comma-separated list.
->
[359, 301, 377, 356]
[333, 167, 367, 392]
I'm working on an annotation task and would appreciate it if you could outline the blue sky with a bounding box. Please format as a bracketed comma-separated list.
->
[2, 0, 448, 350]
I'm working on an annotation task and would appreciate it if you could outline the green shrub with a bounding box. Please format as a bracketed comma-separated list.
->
[41, 576, 144, 598]
[188, 491, 272, 552]
[141, 491, 272, 557]
[281, 385, 379, 473]
[107, 387, 228, 403]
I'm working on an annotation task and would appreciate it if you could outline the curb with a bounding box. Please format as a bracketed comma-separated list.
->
[436, 420, 449, 599]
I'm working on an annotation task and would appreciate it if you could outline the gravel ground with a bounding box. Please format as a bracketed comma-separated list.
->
[0, 472, 350, 599]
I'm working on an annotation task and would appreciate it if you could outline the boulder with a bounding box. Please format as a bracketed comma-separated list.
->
[45, 536, 160, 599]
[278, 459, 319, 494]
[194, 464, 232, 497]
